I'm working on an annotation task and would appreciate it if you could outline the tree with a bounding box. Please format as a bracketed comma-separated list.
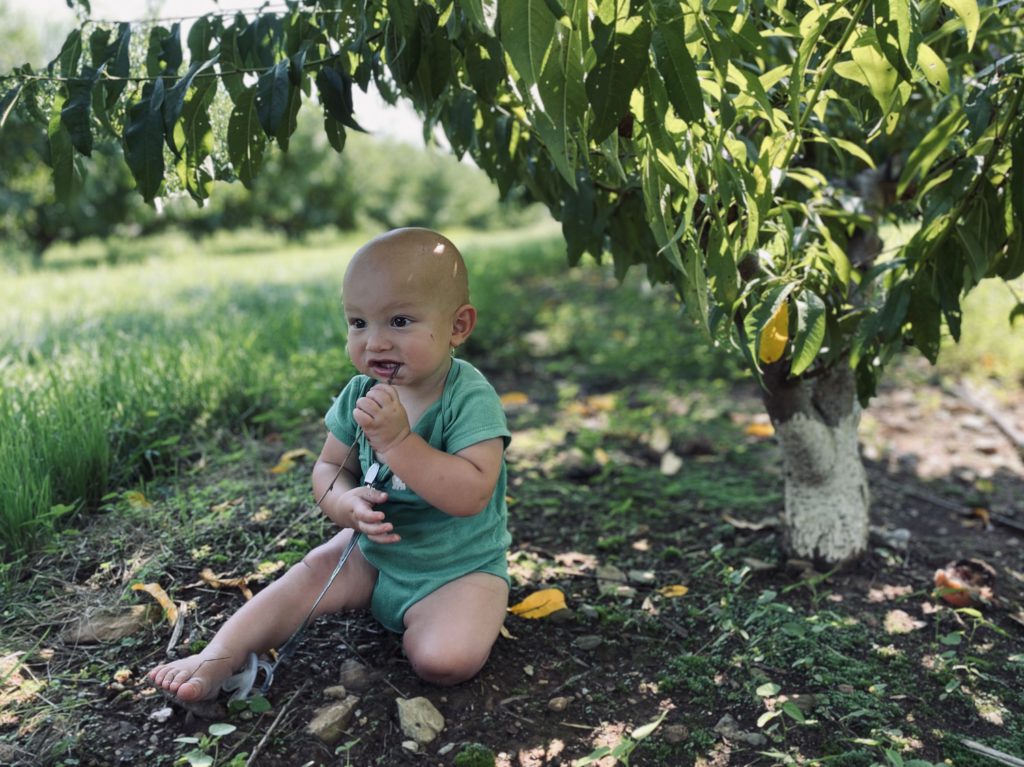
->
[2, 0, 1022, 564]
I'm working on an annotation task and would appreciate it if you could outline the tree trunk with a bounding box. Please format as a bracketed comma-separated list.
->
[762, 364, 870, 565]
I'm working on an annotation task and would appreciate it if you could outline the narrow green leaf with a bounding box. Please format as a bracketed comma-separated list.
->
[255, 60, 290, 137]
[163, 57, 218, 157]
[781, 701, 807, 723]
[316, 63, 364, 131]
[585, 13, 652, 142]
[458, 0, 495, 35]
[651, 21, 703, 123]
[534, 13, 586, 186]
[908, 274, 941, 363]
[940, 0, 979, 50]
[791, 292, 826, 376]
[498, 0, 556, 89]
[60, 66, 98, 156]
[188, 16, 214, 61]
[0, 83, 24, 130]
[54, 29, 83, 78]
[1012, 125, 1024, 231]
[103, 23, 132, 110]
[227, 86, 266, 188]
[897, 109, 964, 197]
[850, 42, 898, 112]
[324, 113, 346, 153]
[124, 79, 167, 202]
[178, 73, 217, 202]
[47, 94, 75, 203]
[916, 42, 949, 93]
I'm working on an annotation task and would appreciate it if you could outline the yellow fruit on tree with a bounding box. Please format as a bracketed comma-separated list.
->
[759, 301, 789, 363]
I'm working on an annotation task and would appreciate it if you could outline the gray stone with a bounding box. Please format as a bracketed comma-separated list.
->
[323, 685, 348, 700]
[396, 696, 445, 745]
[338, 658, 372, 691]
[306, 695, 360, 745]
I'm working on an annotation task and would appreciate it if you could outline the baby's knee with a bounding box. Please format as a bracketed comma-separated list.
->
[405, 641, 489, 686]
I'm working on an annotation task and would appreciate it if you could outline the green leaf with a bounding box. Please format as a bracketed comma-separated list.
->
[897, 109, 963, 198]
[164, 57, 218, 157]
[1, 83, 24, 130]
[534, 13, 586, 186]
[757, 709, 781, 728]
[585, 11, 652, 142]
[791, 292, 826, 376]
[102, 23, 132, 110]
[651, 19, 703, 123]
[178, 76, 217, 202]
[630, 710, 667, 740]
[227, 86, 267, 188]
[756, 682, 781, 697]
[47, 94, 75, 203]
[1011, 124, 1024, 231]
[850, 41, 898, 112]
[187, 16, 215, 61]
[781, 701, 807, 722]
[316, 63, 363, 131]
[207, 722, 236, 737]
[459, 0, 495, 35]
[124, 79, 167, 202]
[255, 60, 291, 137]
[54, 29, 83, 78]
[940, 0, 979, 50]
[60, 66, 98, 156]
[499, 0, 556, 89]
[916, 42, 949, 93]
[908, 273, 941, 363]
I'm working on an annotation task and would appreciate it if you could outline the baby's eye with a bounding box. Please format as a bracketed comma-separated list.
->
[391, 316, 412, 328]
[348, 318, 365, 329]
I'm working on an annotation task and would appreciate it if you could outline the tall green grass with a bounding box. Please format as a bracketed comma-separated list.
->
[0, 225, 565, 563]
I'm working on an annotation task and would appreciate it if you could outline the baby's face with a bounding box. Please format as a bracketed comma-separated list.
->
[342, 251, 461, 390]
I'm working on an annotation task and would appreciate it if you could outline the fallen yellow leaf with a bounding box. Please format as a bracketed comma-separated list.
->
[744, 422, 775, 438]
[758, 301, 789, 363]
[124, 490, 151, 509]
[508, 588, 568, 619]
[500, 391, 530, 406]
[131, 583, 179, 625]
[269, 447, 316, 474]
[199, 568, 254, 600]
[658, 584, 690, 598]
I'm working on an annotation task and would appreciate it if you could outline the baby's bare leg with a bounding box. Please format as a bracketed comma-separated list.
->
[149, 530, 377, 701]
[402, 572, 509, 686]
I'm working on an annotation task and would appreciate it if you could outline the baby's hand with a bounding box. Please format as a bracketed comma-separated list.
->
[345, 486, 400, 544]
[353, 384, 411, 454]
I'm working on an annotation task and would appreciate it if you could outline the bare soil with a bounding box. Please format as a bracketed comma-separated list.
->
[3, 375, 1023, 767]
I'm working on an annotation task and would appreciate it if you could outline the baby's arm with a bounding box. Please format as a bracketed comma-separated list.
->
[354, 384, 503, 517]
[312, 432, 400, 543]
[380, 435, 503, 518]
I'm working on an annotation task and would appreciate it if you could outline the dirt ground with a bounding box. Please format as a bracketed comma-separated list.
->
[2, 374, 1023, 767]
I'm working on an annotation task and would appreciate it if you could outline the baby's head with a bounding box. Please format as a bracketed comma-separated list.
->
[343, 228, 469, 314]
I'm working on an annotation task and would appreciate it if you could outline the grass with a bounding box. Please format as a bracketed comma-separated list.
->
[1, 226, 1022, 766]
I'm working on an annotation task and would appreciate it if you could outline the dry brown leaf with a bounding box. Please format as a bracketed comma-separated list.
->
[884, 609, 926, 634]
[199, 568, 254, 600]
[508, 588, 568, 619]
[131, 583, 178, 625]
[722, 513, 779, 531]
[868, 584, 913, 603]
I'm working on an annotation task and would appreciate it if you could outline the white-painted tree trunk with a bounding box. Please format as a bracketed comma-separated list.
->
[763, 365, 870, 565]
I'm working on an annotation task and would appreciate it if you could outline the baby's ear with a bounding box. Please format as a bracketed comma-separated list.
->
[450, 304, 477, 347]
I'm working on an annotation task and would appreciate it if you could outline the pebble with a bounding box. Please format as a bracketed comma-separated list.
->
[396, 696, 445, 745]
[547, 696, 572, 712]
[574, 634, 603, 650]
[306, 695, 360, 745]
[338, 659, 372, 691]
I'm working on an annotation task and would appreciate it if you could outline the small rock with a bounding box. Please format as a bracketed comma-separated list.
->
[548, 696, 572, 712]
[663, 724, 689, 743]
[306, 695, 360, 745]
[580, 604, 599, 620]
[573, 635, 603, 651]
[396, 696, 445, 745]
[438, 743, 456, 756]
[148, 706, 174, 723]
[627, 569, 656, 585]
[323, 685, 348, 700]
[401, 740, 420, 753]
[714, 714, 767, 747]
[338, 658, 372, 691]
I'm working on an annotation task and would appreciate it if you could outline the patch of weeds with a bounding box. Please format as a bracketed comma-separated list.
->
[174, 722, 247, 767]
[659, 654, 719, 706]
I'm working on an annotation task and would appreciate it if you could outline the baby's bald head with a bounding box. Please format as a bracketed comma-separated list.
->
[344, 228, 469, 312]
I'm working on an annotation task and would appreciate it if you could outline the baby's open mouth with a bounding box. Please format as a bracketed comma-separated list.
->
[371, 361, 402, 381]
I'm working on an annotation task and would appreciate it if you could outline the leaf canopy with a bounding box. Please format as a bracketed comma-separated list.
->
[2, 0, 1022, 402]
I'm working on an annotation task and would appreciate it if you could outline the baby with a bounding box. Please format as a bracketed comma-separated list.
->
[149, 228, 511, 699]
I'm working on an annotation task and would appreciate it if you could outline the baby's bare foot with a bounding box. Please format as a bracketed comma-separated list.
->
[148, 648, 240, 702]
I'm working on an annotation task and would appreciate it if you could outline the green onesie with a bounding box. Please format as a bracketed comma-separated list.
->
[324, 358, 512, 632]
